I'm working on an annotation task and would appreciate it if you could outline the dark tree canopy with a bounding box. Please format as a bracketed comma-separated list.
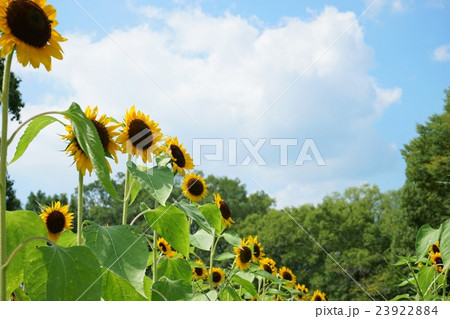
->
[0, 58, 25, 122]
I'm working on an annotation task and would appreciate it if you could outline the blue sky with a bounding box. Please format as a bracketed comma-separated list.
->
[7, 0, 450, 208]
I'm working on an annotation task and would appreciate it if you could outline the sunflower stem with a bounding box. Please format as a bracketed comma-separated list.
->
[122, 154, 132, 225]
[209, 234, 220, 281]
[77, 172, 84, 246]
[152, 230, 158, 285]
[0, 52, 13, 301]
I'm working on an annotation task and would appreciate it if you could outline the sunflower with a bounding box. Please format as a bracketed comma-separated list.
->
[157, 237, 177, 258]
[181, 173, 207, 202]
[62, 106, 121, 176]
[210, 267, 225, 286]
[431, 252, 444, 273]
[164, 136, 194, 176]
[430, 241, 440, 255]
[259, 257, 277, 276]
[295, 283, 309, 301]
[40, 201, 74, 242]
[213, 193, 235, 228]
[192, 260, 208, 280]
[311, 290, 328, 301]
[0, 0, 66, 71]
[279, 266, 296, 287]
[247, 235, 264, 263]
[233, 240, 252, 271]
[116, 106, 162, 163]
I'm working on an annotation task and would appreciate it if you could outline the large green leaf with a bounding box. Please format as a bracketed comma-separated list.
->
[439, 219, 450, 270]
[417, 266, 436, 298]
[83, 221, 148, 296]
[177, 200, 214, 234]
[127, 161, 174, 206]
[9, 115, 62, 165]
[145, 205, 190, 257]
[24, 245, 102, 300]
[61, 102, 119, 200]
[128, 173, 142, 206]
[415, 224, 441, 260]
[157, 257, 192, 284]
[222, 230, 242, 247]
[102, 269, 148, 301]
[56, 230, 77, 247]
[190, 229, 214, 251]
[199, 203, 224, 234]
[5, 210, 47, 297]
[151, 279, 192, 301]
[192, 290, 217, 301]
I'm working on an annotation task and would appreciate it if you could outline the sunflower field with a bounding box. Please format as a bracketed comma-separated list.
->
[0, 0, 330, 301]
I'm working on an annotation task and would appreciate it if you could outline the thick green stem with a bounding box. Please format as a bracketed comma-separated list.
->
[153, 230, 158, 285]
[77, 172, 84, 246]
[122, 154, 132, 225]
[0, 52, 13, 301]
[209, 234, 219, 281]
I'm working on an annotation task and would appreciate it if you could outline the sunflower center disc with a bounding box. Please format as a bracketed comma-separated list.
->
[431, 245, 440, 254]
[263, 264, 272, 273]
[212, 271, 221, 283]
[253, 244, 260, 258]
[46, 210, 66, 234]
[92, 120, 110, 152]
[128, 119, 153, 150]
[240, 246, 252, 264]
[187, 178, 204, 196]
[170, 145, 186, 168]
[158, 242, 167, 252]
[282, 271, 292, 281]
[313, 295, 322, 301]
[219, 201, 231, 220]
[6, 0, 51, 48]
[194, 267, 203, 276]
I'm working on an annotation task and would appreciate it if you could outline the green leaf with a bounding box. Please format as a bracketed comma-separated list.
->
[127, 161, 174, 206]
[152, 279, 192, 301]
[232, 274, 258, 298]
[157, 257, 192, 284]
[439, 219, 450, 270]
[24, 245, 102, 300]
[417, 266, 436, 298]
[128, 173, 142, 206]
[223, 286, 241, 301]
[222, 230, 242, 247]
[5, 210, 47, 297]
[390, 294, 411, 301]
[56, 230, 77, 247]
[9, 115, 61, 165]
[61, 102, 119, 200]
[199, 203, 224, 234]
[177, 200, 214, 235]
[83, 221, 148, 296]
[192, 290, 217, 301]
[102, 269, 148, 301]
[415, 224, 441, 260]
[145, 205, 190, 257]
[215, 252, 235, 261]
[190, 229, 214, 251]
[254, 270, 285, 284]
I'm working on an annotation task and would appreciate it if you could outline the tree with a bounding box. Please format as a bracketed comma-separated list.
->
[399, 87, 450, 254]
[25, 190, 71, 212]
[0, 58, 25, 122]
[6, 173, 21, 210]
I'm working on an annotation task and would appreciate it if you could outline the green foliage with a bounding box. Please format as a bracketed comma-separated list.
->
[152, 278, 192, 301]
[102, 269, 148, 301]
[24, 245, 102, 301]
[0, 57, 24, 122]
[6, 173, 21, 210]
[82, 221, 148, 296]
[157, 257, 192, 284]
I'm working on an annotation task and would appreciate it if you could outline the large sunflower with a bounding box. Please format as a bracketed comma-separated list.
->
[311, 290, 328, 301]
[157, 237, 177, 258]
[40, 201, 74, 242]
[279, 266, 296, 287]
[430, 241, 440, 255]
[260, 257, 277, 276]
[431, 252, 444, 273]
[62, 106, 121, 176]
[210, 267, 225, 286]
[247, 235, 264, 263]
[214, 193, 234, 228]
[181, 173, 207, 202]
[192, 260, 208, 280]
[295, 283, 309, 301]
[233, 239, 252, 271]
[116, 106, 162, 163]
[0, 0, 66, 71]
[164, 136, 194, 176]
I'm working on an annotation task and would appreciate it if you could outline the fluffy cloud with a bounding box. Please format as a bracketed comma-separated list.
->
[9, 5, 401, 207]
[433, 44, 450, 62]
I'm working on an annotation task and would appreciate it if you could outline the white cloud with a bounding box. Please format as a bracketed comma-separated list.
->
[9, 5, 401, 208]
[433, 44, 450, 62]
